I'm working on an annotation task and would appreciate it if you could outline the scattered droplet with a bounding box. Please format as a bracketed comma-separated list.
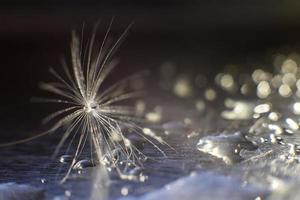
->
[65, 190, 71, 197]
[73, 160, 95, 170]
[254, 103, 271, 114]
[285, 118, 299, 130]
[268, 112, 280, 121]
[121, 187, 129, 196]
[268, 124, 283, 135]
[197, 132, 256, 165]
[293, 102, 300, 115]
[59, 155, 73, 164]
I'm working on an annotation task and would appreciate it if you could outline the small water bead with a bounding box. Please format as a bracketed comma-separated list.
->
[260, 137, 268, 143]
[268, 124, 283, 135]
[197, 132, 256, 165]
[284, 128, 295, 135]
[253, 113, 261, 119]
[65, 190, 71, 197]
[275, 136, 284, 145]
[121, 187, 129, 196]
[285, 118, 299, 130]
[269, 134, 277, 144]
[268, 112, 281, 121]
[254, 103, 271, 114]
[59, 155, 73, 164]
[40, 178, 46, 184]
[295, 146, 300, 155]
[73, 160, 95, 170]
[293, 102, 300, 115]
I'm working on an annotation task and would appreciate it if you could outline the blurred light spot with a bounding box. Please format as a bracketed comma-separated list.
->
[220, 74, 234, 91]
[270, 75, 282, 89]
[268, 112, 280, 121]
[240, 83, 252, 95]
[135, 100, 146, 116]
[252, 69, 272, 84]
[286, 118, 299, 130]
[121, 187, 129, 196]
[268, 124, 283, 135]
[254, 103, 271, 114]
[204, 88, 217, 101]
[293, 102, 300, 115]
[282, 73, 296, 86]
[221, 101, 253, 120]
[145, 106, 162, 123]
[195, 99, 205, 112]
[281, 59, 297, 74]
[257, 81, 271, 99]
[173, 76, 193, 98]
[278, 84, 292, 97]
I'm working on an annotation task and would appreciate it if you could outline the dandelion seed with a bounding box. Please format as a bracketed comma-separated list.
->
[0, 22, 166, 183]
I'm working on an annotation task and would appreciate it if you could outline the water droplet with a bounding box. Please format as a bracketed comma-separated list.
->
[286, 118, 299, 130]
[59, 155, 73, 164]
[65, 190, 71, 197]
[268, 124, 283, 135]
[254, 103, 271, 114]
[257, 81, 271, 99]
[268, 112, 281, 121]
[293, 102, 300, 115]
[73, 159, 95, 170]
[121, 187, 129, 196]
[293, 144, 300, 155]
[197, 132, 256, 165]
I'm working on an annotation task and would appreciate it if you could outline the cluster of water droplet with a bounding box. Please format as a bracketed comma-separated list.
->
[158, 54, 300, 167]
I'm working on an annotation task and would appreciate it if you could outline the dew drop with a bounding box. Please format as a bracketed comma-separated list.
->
[121, 187, 129, 196]
[73, 159, 95, 170]
[59, 155, 73, 164]
[254, 103, 271, 114]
